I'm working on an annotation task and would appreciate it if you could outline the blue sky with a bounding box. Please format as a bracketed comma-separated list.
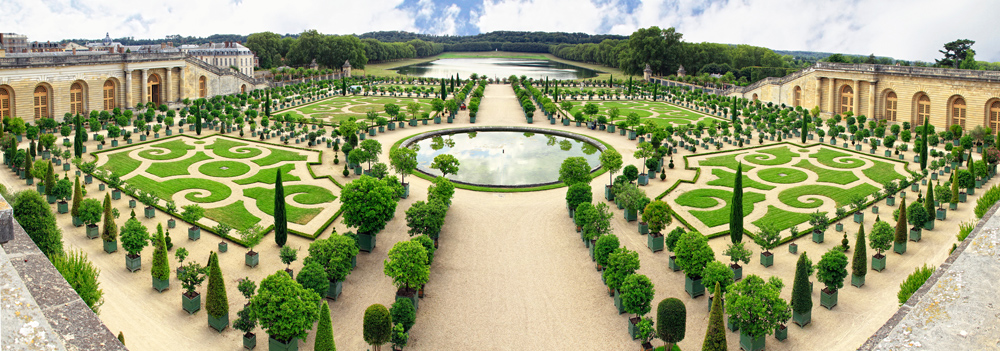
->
[3, 0, 995, 62]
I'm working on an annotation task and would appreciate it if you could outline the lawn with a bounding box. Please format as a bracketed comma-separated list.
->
[699, 153, 752, 172]
[561, 100, 717, 127]
[104, 152, 142, 177]
[285, 96, 436, 124]
[706, 169, 775, 190]
[205, 138, 263, 159]
[745, 146, 796, 166]
[146, 152, 213, 178]
[752, 206, 819, 233]
[252, 148, 308, 167]
[792, 159, 859, 185]
[756, 167, 808, 184]
[138, 139, 195, 160]
[675, 188, 766, 228]
[234, 164, 300, 185]
[810, 148, 866, 169]
[244, 185, 337, 225]
[125, 175, 232, 204]
[778, 183, 880, 209]
[204, 200, 261, 231]
[198, 161, 252, 178]
[863, 159, 908, 185]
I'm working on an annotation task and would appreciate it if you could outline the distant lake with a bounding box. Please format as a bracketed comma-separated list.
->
[392, 58, 599, 80]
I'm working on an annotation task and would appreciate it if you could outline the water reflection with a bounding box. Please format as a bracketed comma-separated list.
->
[393, 58, 599, 80]
[413, 131, 602, 185]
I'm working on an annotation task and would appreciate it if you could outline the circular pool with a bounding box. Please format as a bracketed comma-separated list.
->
[402, 127, 606, 187]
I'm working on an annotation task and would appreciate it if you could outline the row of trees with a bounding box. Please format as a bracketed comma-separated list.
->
[247, 31, 446, 70]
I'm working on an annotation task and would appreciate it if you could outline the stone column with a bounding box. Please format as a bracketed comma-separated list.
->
[869, 81, 877, 120]
[830, 78, 838, 114]
[165, 68, 172, 103]
[177, 67, 184, 102]
[124, 70, 133, 109]
[140, 69, 148, 105]
[854, 80, 861, 115]
[816, 77, 823, 113]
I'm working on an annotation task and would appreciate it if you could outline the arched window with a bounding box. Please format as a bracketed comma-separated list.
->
[840, 85, 854, 114]
[885, 92, 897, 121]
[917, 95, 931, 126]
[241, 84, 246, 93]
[951, 97, 967, 130]
[103, 80, 116, 110]
[147, 74, 161, 105]
[752, 93, 758, 101]
[33, 86, 49, 119]
[793, 86, 802, 107]
[199, 76, 207, 98]
[70, 82, 84, 115]
[0, 87, 11, 118]
[990, 101, 1000, 131]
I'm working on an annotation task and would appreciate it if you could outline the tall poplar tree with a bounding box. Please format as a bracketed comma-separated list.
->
[801, 113, 808, 143]
[74, 116, 84, 158]
[894, 197, 908, 246]
[274, 172, 288, 247]
[730, 163, 744, 243]
[925, 180, 935, 221]
[920, 120, 929, 170]
[195, 111, 203, 136]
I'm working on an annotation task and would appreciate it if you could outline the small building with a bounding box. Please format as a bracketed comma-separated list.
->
[343, 60, 352, 77]
[676, 65, 686, 77]
[643, 64, 652, 81]
[182, 42, 256, 77]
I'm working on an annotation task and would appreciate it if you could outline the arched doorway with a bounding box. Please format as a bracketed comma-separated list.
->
[989, 100, 1000, 131]
[148, 74, 161, 106]
[884, 91, 897, 122]
[199, 76, 207, 98]
[0, 86, 12, 118]
[103, 80, 116, 111]
[70, 82, 84, 116]
[241, 84, 246, 94]
[950, 97, 967, 130]
[840, 85, 854, 114]
[33, 85, 49, 119]
[915, 94, 930, 126]
[793, 86, 802, 107]
[751, 93, 758, 101]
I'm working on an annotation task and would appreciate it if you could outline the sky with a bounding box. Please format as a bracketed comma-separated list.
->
[4, 0, 996, 62]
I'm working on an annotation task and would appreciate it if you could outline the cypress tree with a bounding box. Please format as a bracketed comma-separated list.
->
[701, 282, 727, 351]
[895, 197, 908, 244]
[24, 156, 33, 183]
[264, 91, 271, 117]
[102, 193, 117, 242]
[852, 225, 867, 278]
[801, 113, 807, 143]
[440, 79, 446, 100]
[44, 161, 55, 197]
[205, 251, 229, 329]
[920, 120, 929, 170]
[925, 180, 935, 220]
[195, 111, 203, 135]
[274, 172, 288, 247]
[951, 174, 960, 203]
[29, 140, 36, 159]
[71, 176, 82, 218]
[314, 301, 336, 351]
[117, 331, 125, 345]
[656, 298, 686, 350]
[729, 163, 744, 243]
[151, 224, 170, 284]
[74, 115, 83, 158]
[791, 252, 812, 324]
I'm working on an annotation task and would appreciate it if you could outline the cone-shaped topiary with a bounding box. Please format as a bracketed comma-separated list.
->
[730, 163, 744, 244]
[951, 174, 960, 203]
[924, 180, 935, 223]
[792, 252, 813, 315]
[852, 225, 867, 278]
[117, 331, 125, 346]
[23, 155, 33, 182]
[101, 193, 117, 242]
[363, 304, 391, 350]
[206, 252, 229, 322]
[656, 298, 685, 350]
[151, 224, 170, 282]
[701, 282, 727, 351]
[71, 176, 82, 217]
[274, 172, 287, 247]
[44, 161, 55, 196]
[894, 197, 907, 244]
[314, 301, 335, 351]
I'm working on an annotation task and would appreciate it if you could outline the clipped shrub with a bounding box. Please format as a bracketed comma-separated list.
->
[205, 252, 229, 319]
[363, 304, 392, 349]
[314, 302, 335, 351]
[898, 265, 935, 305]
[49, 250, 103, 313]
[656, 298, 686, 349]
[295, 262, 328, 298]
[13, 190, 63, 257]
[390, 297, 416, 332]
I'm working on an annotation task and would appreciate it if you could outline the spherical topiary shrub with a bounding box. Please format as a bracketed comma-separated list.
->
[363, 304, 391, 349]
[390, 298, 416, 332]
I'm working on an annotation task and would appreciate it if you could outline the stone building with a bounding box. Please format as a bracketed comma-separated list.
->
[727, 62, 1000, 132]
[0, 51, 267, 120]
[0, 33, 29, 53]
[181, 42, 256, 77]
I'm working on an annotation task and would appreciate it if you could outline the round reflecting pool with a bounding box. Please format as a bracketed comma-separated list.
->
[405, 128, 604, 187]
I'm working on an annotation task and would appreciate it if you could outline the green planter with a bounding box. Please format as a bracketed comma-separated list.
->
[788, 243, 797, 254]
[47, 195, 57, 204]
[588, 240, 597, 261]
[358, 233, 376, 252]
[851, 274, 865, 288]
[637, 173, 648, 185]
[152, 276, 169, 292]
[396, 290, 419, 311]
[739, 332, 765, 351]
[668, 255, 680, 271]
[793, 309, 811, 327]
[86, 224, 99, 239]
[936, 208, 947, 220]
[638, 222, 649, 235]
[182, 293, 201, 314]
[728, 316, 739, 332]
[871, 254, 886, 272]
[126, 254, 142, 272]
[245, 252, 259, 267]
[605, 185, 614, 201]
[950, 202, 958, 210]
[103, 240, 117, 253]
[732, 264, 743, 281]
[613, 290, 625, 314]
[853, 212, 864, 223]
[167, 218, 175, 229]
[72, 216, 83, 227]
[775, 325, 788, 341]
[208, 313, 229, 332]
[267, 336, 298, 351]
[625, 208, 637, 222]
[760, 252, 774, 267]
[909, 227, 922, 242]
[820, 289, 838, 309]
[219, 242, 228, 253]
[144, 206, 155, 218]
[326, 280, 343, 300]
[959, 192, 967, 203]
[189, 227, 201, 241]
[401, 183, 410, 199]
[243, 333, 256, 350]
[923, 219, 934, 230]
[646, 232, 663, 252]
[836, 223, 844, 232]
[886, 196, 896, 206]
[812, 230, 824, 243]
[894, 241, 907, 254]
[684, 275, 705, 298]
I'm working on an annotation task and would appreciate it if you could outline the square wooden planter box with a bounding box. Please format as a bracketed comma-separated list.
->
[126, 255, 142, 272]
[820, 289, 838, 310]
[267, 336, 298, 351]
[326, 280, 343, 300]
[760, 252, 774, 267]
[684, 276, 705, 298]
[182, 292, 201, 314]
[871, 254, 886, 272]
[152, 277, 169, 292]
[851, 274, 865, 288]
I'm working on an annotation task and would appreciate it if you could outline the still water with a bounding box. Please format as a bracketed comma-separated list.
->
[412, 131, 602, 186]
[393, 58, 599, 80]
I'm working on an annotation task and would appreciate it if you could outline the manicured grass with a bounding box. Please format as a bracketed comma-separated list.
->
[752, 206, 818, 232]
[103, 151, 142, 177]
[137, 139, 195, 160]
[146, 152, 213, 178]
[863, 159, 907, 185]
[244, 185, 337, 225]
[126, 175, 232, 203]
[205, 138, 262, 159]
[699, 153, 753, 172]
[778, 183, 880, 209]
[745, 146, 795, 166]
[234, 164, 300, 185]
[203, 200, 261, 231]
[756, 167, 808, 184]
[792, 159, 859, 185]
[198, 161, 251, 178]
[707, 169, 775, 190]
[675, 189, 766, 227]
[252, 148, 308, 167]
[810, 148, 865, 169]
